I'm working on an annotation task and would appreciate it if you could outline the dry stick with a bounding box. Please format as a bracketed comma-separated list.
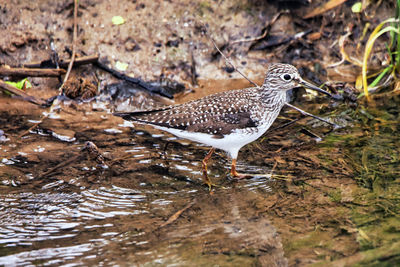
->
[0, 67, 66, 77]
[38, 155, 81, 178]
[0, 55, 98, 111]
[21, 0, 79, 139]
[60, 54, 98, 68]
[23, 54, 99, 69]
[59, 0, 78, 95]
[18, 122, 42, 139]
[95, 61, 173, 99]
[285, 103, 339, 128]
[273, 117, 301, 131]
[159, 200, 196, 228]
[0, 79, 46, 106]
[204, 24, 337, 127]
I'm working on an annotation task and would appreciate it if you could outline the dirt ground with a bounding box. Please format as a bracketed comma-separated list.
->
[1, 0, 399, 266]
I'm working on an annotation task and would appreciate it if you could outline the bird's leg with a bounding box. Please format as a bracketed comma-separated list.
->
[202, 148, 215, 190]
[230, 158, 251, 179]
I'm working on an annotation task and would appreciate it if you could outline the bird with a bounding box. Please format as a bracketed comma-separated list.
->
[114, 63, 332, 189]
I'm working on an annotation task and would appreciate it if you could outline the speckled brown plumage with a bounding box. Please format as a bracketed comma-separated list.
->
[117, 87, 276, 138]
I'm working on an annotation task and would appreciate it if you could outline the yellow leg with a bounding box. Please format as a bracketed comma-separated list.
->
[202, 148, 215, 190]
[230, 158, 250, 179]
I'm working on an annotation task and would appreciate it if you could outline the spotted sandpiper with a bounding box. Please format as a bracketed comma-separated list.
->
[115, 63, 332, 189]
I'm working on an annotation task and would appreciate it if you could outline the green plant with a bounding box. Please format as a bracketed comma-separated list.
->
[362, 1, 400, 99]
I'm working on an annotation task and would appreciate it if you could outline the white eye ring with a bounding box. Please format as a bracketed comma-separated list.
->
[281, 74, 293, 81]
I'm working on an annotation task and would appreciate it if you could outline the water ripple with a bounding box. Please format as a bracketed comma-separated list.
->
[0, 243, 93, 266]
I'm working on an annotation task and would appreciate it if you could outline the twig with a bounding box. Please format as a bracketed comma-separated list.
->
[201, 23, 259, 88]
[13, 0, 80, 140]
[95, 61, 173, 99]
[0, 67, 66, 77]
[299, 128, 322, 140]
[60, 54, 98, 68]
[23, 54, 99, 69]
[327, 30, 363, 68]
[285, 102, 340, 129]
[0, 79, 46, 106]
[159, 200, 196, 228]
[18, 121, 42, 138]
[273, 117, 301, 131]
[59, 0, 79, 94]
[38, 155, 81, 178]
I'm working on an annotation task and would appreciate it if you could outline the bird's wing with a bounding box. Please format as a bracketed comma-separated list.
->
[114, 88, 260, 137]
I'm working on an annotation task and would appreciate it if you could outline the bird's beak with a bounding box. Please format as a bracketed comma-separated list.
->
[298, 78, 333, 98]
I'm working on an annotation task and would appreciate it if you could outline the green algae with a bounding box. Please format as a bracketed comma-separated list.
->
[313, 96, 400, 265]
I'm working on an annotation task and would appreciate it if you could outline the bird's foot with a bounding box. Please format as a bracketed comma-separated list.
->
[203, 173, 226, 192]
[205, 180, 221, 192]
[231, 167, 275, 179]
[230, 159, 273, 180]
[230, 159, 253, 179]
[230, 170, 253, 180]
[201, 148, 218, 192]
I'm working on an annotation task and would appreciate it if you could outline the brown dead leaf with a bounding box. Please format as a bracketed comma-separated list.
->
[307, 32, 322, 41]
[304, 0, 348, 19]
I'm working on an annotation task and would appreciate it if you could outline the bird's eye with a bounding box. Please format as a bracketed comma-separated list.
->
[282, 74, 292, 81]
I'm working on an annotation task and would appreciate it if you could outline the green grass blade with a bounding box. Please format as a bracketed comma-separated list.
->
[362, 19, 400, 99]
[368, 65, 392, 88]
